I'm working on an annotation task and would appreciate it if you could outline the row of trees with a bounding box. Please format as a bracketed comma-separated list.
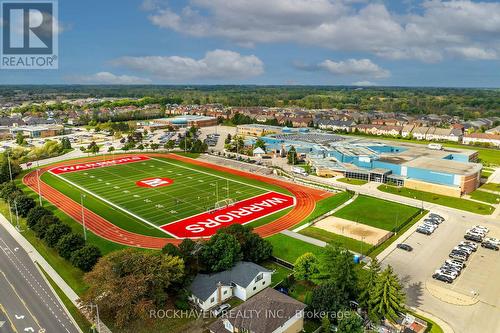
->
[292, 245, 406, 330]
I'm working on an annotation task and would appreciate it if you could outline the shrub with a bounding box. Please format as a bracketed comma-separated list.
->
[32, 215, 60, 239]
[56, 233, 85, 260]
[44, 223, 72, 248]
[70, 245, 102, 272]
[26, 206, 53, 229]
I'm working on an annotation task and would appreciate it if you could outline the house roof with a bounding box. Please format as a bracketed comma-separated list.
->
[190, 262, 272, 301]
[253, 147, 266, 154]
[209, 288, 306, 333]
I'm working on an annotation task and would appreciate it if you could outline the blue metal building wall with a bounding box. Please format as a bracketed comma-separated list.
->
[406, 167, 455, 185]
[372, 160, 402, 175]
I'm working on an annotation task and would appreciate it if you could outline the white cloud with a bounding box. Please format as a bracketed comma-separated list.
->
[144, 0, 500, 62]
[69, 72, 152, 84]
[318, 59, 390, 78]
[111, 49, 264, 81]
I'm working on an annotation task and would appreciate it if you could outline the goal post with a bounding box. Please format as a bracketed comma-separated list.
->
[214, 198, 235, 210]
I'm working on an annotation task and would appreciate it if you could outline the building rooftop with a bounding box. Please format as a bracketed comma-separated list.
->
[403, 156, 482, 176]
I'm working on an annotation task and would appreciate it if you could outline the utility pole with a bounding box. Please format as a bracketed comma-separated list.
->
[81, 193, 87, 241]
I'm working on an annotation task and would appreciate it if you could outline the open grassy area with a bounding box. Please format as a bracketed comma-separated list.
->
[266, 233, 323, 263]
[261, 261, 292, 287]
[470, 190, 500, 204]
[299, 226, 371, 254]
[481, 170, 493, 179]
[37, 263, 92, 333]
[333, 195, 420, 231]
[290, 191, 353, 230]
[378, 185, 495, 215]
[336, 177, 368, 185]
[480, 182, 500, 192]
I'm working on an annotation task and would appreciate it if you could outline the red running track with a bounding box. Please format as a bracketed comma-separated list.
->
[23, 153, 332, 249]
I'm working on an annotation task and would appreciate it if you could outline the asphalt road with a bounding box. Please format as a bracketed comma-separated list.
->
[0, 223, 80, 333]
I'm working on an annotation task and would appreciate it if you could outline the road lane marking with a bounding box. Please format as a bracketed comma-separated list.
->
[0, 303, 19, 333]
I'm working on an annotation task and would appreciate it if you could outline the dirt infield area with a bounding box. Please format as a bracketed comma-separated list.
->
[314, 216, 392, 246]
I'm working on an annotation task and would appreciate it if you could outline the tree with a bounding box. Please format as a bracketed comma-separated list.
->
[26, 206, 53, 229]
[137, 144, 144, 150]
[310, 281, 349, 316]
[164, 140, 175, 150]
[369, 265, 406, 323]
[287, 146, 298, 165]
[162, 243, 182, 257]
[321, 315, 331, 333]
[293, 252, 320, 282]
[150, 143, 159, 150]
[32, 215, 60, 239]
[337, 312, 364, 333]
[216, 225, 272, 263]
[0, 158, 21, 184]
[0, 182, 21, 201]
[44, 223, 71, 247]
[81, 249, 184, 327]
[61, 137, 72, 150]
[318, 244, 357, 299]
[225, 133, 232, 144]
[255, 138, 266, 150]
[12, 194, 36, 217]
[16, 132, 26, 145]
[358, 259, 381, 309]
[201, 233, 242, 272]
[56, 233, 85, 260]
[70, 245, 102, 272]
[108, 146, 115, 153]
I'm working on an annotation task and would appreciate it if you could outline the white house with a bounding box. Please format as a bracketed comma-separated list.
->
[463, 133, 500, 147]
[425, 127, 462, 142]
[189, 262, 273, 311]
[209, 288, 306, 333]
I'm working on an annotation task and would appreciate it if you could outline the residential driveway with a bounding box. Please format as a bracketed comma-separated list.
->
[380, 209, 500, 333]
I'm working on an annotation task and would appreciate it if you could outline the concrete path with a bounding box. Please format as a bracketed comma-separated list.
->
[280, 229, 327, 247]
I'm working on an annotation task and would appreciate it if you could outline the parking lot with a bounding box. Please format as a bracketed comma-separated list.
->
[381, 210, 500, 333]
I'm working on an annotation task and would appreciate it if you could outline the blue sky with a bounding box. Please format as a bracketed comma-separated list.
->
[2, 0, 500, 87]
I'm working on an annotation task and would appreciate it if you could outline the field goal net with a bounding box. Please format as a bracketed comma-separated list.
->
[214, 198, 235, 210]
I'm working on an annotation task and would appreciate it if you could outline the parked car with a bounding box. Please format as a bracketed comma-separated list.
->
[416, 228, 432, 235]
[466, 229, 486, 237]
[432, 273, 453, 284]
[429, 213, 444, 221]
[484, 237, 500, 246]
[449, 253, 468, 261]
[454, 246, 473, 255]
[436, 268, 459, 278]
[396, 243, 413, 252]
[459, 241, 478, 251]
[473, 225, 489, 233]
[211, 303, 231, 317]
[481, 242, 500, 251]
[464, 234, 483, 242]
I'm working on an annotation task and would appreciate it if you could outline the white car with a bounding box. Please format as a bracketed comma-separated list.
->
[445, 259, 466, 269]
[421, 223, 437, 231]
[473, 225, 489, 233]
[484, 237, 500, 246]
[460, 241, 478, 250]
[435, 269, 457, 279]
[466, 229, 485, 237]
[454, 246, 473, 255]
[211, 303, 231, 317]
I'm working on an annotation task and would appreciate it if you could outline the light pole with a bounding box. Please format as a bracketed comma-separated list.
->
[7, 150, 13, 181]
[14, 198, 20, 232]
[80, 193, 87, 241]
[36, 168, 43, 206]
[88, 303, 101, 333]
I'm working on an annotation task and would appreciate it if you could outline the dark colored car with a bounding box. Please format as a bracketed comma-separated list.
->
[450, 250, 469, 258]
[416, 228, 432, 235]
[396, 243, 413, 252]
[432, 273, 453, 284]
[481, 242, 500, 251]
[464, 234, 483, 243]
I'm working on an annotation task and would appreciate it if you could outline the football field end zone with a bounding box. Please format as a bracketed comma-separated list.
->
[49, 155, 150, 174]
[161, 191, 296, 238]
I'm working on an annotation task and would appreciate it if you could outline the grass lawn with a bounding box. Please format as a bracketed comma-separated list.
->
[290, 191, 354, 230]
[333, 195, 420, 231]
[368, 210, 427, 258]
[481, 170, 492, 179]
[299, 227, 371, 254]
[336, 177, 368, 185]
[407, 311, 444, 333]
[480, 182, 500, 192]
[470, 190, 500, 204]
[266, 233, 323, 263]
[37, 263, 92, 333]
[378, 185, 495, 215]
[261, 261, 292, 287]
[289, 280, 314, 304]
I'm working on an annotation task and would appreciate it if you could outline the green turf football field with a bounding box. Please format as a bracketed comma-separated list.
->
[49, 156, 289, 231]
